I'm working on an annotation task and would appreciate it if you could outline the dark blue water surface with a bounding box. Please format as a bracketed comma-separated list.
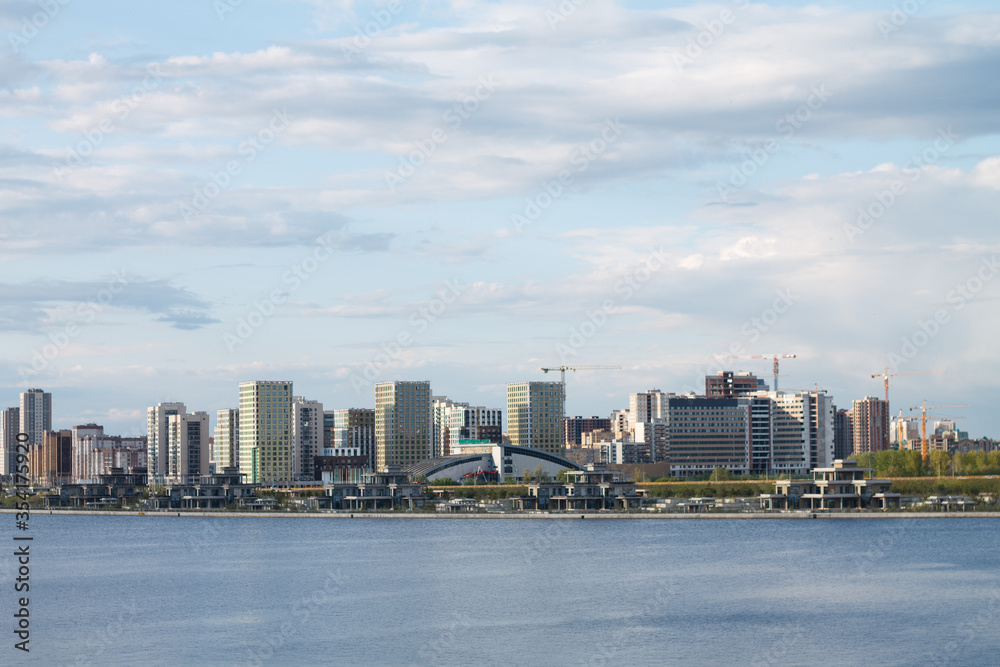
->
[4, 515, 999, 666]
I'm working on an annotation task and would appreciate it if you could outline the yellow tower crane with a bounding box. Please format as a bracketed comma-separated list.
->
[908, 402, 971, 461]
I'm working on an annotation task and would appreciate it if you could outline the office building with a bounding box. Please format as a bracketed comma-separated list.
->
[375, 381, 431, 469]
[506, 381, 565, 455]
[239, 381, 293, 485]
[706, 371, 765, 398]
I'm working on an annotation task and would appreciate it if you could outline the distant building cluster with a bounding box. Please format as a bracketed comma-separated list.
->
[0, 373, 995, 490]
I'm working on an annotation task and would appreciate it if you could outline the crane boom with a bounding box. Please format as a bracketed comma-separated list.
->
[540, 365, 621, 383]
[871, 368, 945, 403]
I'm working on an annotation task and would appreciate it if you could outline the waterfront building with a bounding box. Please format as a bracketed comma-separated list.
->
[375, 381, 431, 469]
[332, 408, 376, 467]
[291, 397, 323, 481]
[761, 458, 900, 510]
[520, 464, 641, 511]
[238, 381, 294, 485]
[214, 409, 239, 471]
[851, 396, 890, 454]
[506, 381, 565, 455]
[147, 402, 186, 481]
[19, 388, 51, 448]
[0, 406, 20, 477]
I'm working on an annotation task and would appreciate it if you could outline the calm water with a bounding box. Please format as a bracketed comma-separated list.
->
[5, 515, 999, 666]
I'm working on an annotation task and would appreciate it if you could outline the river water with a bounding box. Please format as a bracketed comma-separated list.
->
[6, 515, 999, 666]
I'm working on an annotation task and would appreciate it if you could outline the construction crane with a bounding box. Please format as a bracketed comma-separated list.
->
[712, 353, 796, 392]
[871, 368, 945, 403]
[893, 409, 920, 448]
[540, 365, 622, 383]
[908, 402, 972, 461]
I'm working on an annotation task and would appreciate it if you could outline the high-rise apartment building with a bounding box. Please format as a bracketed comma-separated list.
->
[168, 411, 210, 482]
[834, 407, 853, 459]
[332, 408, 376, 468]
[432, 396, 466, 459]
[629, 389, 669, 427]
[851, 396, 890, 455]
[375, 381, 431, 469]
[506, 381, 565, 455]
[71, 423, 146, 482]
[31, 429, 72, 485]
[19, 388, 51, 448]
[0, 407, 20, 477]
[291, 397, 323, 481]
[214, 409, 239, 471]
[564, 416, 612, 447]
[768, 391, 834, 474]
[147, 402, 186, 481]
[239, 381, 293, 485]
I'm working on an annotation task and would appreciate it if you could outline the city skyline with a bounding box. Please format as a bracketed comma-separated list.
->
[3, 0, 999, 438]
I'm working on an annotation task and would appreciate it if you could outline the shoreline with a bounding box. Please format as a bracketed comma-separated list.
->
[6, 509, 1000, 519]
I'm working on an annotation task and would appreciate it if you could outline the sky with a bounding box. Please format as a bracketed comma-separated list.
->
[2, 0, 999, 438]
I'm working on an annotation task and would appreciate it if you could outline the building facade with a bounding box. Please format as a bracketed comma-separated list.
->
[19, 388, 51, 449]
[168, 411, 210, 482]
[375, 381, 431, 469]
[291, 397, 323, 481]
[506, 381, 565, 455]
[31, 429, 72, 485]
[564, 416, 612, 447]
[705, 371, 764, 398]
[0, 406, 20, 477]
[214, 409, 239, 471]
[851, 396, 890, 455]
[238, 381, 293, 485]
[147, 402, 186, 481]
[332, 408, 376, 468]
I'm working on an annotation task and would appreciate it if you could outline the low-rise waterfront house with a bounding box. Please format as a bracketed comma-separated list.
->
[925, 496, 978, 511]
[761, 459, 901, 510]
[526, 464, 642, 511]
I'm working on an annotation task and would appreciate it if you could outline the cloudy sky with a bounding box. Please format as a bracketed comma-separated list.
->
[2, 0, 999, 438]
